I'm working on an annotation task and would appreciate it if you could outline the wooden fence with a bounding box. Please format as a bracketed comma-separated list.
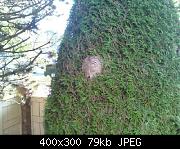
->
[0, 97, 46, 135]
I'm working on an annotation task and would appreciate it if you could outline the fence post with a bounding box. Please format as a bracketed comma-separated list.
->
[0, 103, 3, 134]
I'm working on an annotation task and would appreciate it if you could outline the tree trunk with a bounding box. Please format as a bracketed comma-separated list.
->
[21, 96, 31, 135]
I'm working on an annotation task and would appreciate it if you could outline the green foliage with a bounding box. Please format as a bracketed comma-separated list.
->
[45, 0, 180, 134]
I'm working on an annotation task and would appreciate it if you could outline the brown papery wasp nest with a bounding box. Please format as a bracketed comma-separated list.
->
[82, 56, 103, 80]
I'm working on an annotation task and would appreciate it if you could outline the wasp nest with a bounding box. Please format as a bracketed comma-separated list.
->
[82, 56, 102, 79]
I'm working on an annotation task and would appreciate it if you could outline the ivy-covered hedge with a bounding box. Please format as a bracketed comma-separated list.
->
[45, 0, 180, 134]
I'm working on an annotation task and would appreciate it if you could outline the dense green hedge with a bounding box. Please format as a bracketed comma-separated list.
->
[45, 0, 180, 134]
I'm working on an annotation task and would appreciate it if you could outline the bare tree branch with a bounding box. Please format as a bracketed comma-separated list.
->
[2, 37, 30, 51]
[0, 1, 53, 21]
[0, 1, 41, 16]
[0, 0, 57, 96]
[0, 50, 43, 78]
[0, 57, 18, 70]
[3, 41, 50, 53]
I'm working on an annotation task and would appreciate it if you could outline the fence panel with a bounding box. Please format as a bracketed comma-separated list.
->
[31, 97, 46, 135]
[0, 100, 22, 135]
